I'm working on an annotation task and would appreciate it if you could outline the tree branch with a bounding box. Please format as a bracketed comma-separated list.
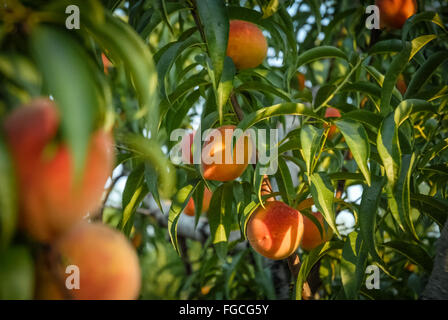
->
[421, 219, 448, 299]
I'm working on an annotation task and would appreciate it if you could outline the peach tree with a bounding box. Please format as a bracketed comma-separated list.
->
[0, 0, 447, 300]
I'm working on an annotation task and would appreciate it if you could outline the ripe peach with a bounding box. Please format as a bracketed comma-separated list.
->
[43, 223, 141, 300]
[300, 212, 333, 251]
[131, 232, 143, 249]
[3, 98, 115, 243]
[375, 0, 417, 29]
[184, 187, 212, 216]
[247, 201, 304, 260]
[324, 107, 341, 139]
[101, 53, 112, 74]
[226, 20, 268, 70]
[397, 74, 407, 95]
[201, 125, 253, 181]
[201, 285, 212, 295]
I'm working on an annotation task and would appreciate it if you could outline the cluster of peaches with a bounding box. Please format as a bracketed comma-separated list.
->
[1, 0, 416, 298]
[187, 0, 416, 260]
[2, 98, 140, 299]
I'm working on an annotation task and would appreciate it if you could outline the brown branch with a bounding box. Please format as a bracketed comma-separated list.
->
[92, 172, 125, 222]
[190, 0, 207, 44]
[230, 93, 245, 121]
[422, 219, 448, 299]
[287, 253, 312, 300]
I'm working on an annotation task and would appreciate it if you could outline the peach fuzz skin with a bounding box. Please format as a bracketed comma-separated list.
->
[247, 201, 304, 260]
[184, 188, 213, 216]
[36, 223, 141, 300]
[226, 20, 268, 70]
[301, 212, 333, 251]
[201, 125, 253, 182]
[375, 0, 417, 29]
[3, 98, 115, 243]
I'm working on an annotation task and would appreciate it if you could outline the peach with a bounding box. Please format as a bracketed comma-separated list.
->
[39, 223, 141, 300]
[101, 53, 112, 74]
[184, 187, 212, 216]
[300, 212, 333, 251]
[397, 74, 407, 95]
[246, 201, 304, 260]
[296, 72, 306, 91]
[226, 20, 268, 70]
[375, 0, 417, 29]
[324, 107, 341, 140]
[201, 125, 252, 181]
[3, 98, 115, 242]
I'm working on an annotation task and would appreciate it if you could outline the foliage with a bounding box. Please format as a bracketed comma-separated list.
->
[1, 0, 448, 300]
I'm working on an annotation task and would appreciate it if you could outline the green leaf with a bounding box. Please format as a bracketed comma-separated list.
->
[84, 14, 159, 133]
[236, 81, 291, 102]
[253, 163, 266, 206]
[144, 163, 163, 214]
[193, 181, 205, 227]
[0, 54, 41, 96]
[168, 183, 197, 255]
[402, 11, 447, 42]
[208, 183, 234, 260]
[368, 39, 403, 55]
[196, 0, 229, 84]
[335, 119, 371, 186]
[121, 134, 176, 199]
[300, 124, 324, 176]
[418, 138, 448, 168]
[359, 176, 385, 265]
[236, 102, 322, 133]
[275, 156, 295, 205]
[405, 51, 448, 99]
[86, 13, 159, 132]
[381, 241, 433, 273]
[297, 46, 348, 68]
[261, 0, 279, 18]
[31, 26, 97, 178]
[304, 0, 322, 34]
[295, 240, 344, 299]
[322, 8, 357, 45]
[119, 164, 149, 236]
[380, 43, 412, 115]
[387, 153, 419, 240]
[217, 57, 235, 125]
[377, 113, 401, 189]
[155, 36, 200, 98]
[409, 34, 437, 61]
[309, 172, 339, 237]
[341, 232, 368, 300]
[343, 110, 383, 129]
[411, 193, 448, 227]
[0, 137, 17, 249]
[241, 201, 260, 239]
[0, 246, 34, 299]
[328, 172, 365, 182]
[364, 65, 404, 102]
[314, 84, 337, 108]
[224, 249, 247, 299]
